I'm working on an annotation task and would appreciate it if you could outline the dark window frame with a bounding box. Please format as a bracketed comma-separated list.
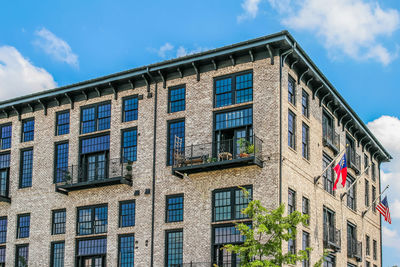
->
[53, 141, 69, 184]
[302, 89, 309, 118]
[121, 127, 138, 163]
[16, 213, 30, 239]
[373, 239, 377, 260]
[213, 70, 253, 108]
[75, 235, 107, 266]
[302, 122, 309, 160]
[365, 179, 370, 207]
[167, 118, 185, 166]
[302, 231, 310, 267]
[165, 229, 183, 267]
[288, 188, 296, 214]
[118, 233, 135, 267]
[80, 101, 111, 134]
[19, 147, 33, 189]
[0, 153, 10, 198]
[55, 110, 70, 136]
[76, 204, 108, 236]
[51, 209, 66, 235]
[364, 154, 369, 175]
[0, 245, 5, 265]
[0, 217, 6, 244]
[366, 235, 370, 256]
[0, 123, 12, 150]
[119, 200, 135, 228]
[346, 175, 356, 211]
[21, 118, 34, 142]
[288, 109, 296, 150]
[302, 196, 310, 225]
[168, 85, 186, 113]
[165, 194, 184, 223]
[372, 185, 376, 213]
[288, 75, 296, 105]
[323, 153, 335, 195]
[50, 241, 65, 267]
[15, 244, 29, 267]
[122, 95, 139, 122]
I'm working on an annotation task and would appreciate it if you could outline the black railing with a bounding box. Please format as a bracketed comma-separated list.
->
[323, 225, 341, 251]
[322, 124, 340, 153]
[348, 239, 362, 261]
[173, 135, 263, 168]
[347, 148, 361, 173]
[168, 263, 238, 267]
[55, 158, 133, 186]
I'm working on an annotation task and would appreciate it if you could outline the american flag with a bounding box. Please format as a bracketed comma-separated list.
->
[376, 196, 391, 224]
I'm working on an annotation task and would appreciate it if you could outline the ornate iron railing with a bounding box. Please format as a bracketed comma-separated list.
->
[322, 124, 340, 153]
[323, 225, 341, 251]
[347, 148, 361, 173]
[348, 239, 362, 261]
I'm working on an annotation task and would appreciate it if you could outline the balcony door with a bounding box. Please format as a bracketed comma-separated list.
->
[0, 169, 8, 197]
[346, 136, 355, 162]
[80, 152, 108, 182]
[80, 256, 104, 267]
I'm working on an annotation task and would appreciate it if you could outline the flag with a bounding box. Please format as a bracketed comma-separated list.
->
[376, 196, 391, 224]
[333, 154, 347, 191]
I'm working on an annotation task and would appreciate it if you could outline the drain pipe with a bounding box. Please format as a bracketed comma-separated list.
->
[150, 82, 158, 266]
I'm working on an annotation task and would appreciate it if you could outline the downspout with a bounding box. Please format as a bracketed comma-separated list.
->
[150, 83, 158, 266]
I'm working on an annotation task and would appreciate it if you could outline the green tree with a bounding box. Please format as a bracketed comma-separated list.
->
[223, 189, 325, 267]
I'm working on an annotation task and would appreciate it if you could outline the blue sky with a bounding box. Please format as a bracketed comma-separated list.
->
[1, 0, 400, 265]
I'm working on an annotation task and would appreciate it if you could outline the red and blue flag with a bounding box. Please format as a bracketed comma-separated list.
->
[333, 154, 347, 190]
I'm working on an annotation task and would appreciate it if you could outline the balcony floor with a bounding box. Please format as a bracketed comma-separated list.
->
[55, 177, 132, 194]
[172, 156, 263, 178]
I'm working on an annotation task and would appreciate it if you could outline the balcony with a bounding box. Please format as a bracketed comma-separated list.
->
[55, 158, 133, 194]
[348, 239, 362, 262]
[172, 135, 263, 178]
[323, 225, 341, 251]
[322, 124, 340, 154]
[347, 148, 361, 173]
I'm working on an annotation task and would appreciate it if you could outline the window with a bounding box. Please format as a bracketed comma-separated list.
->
[165, 230, 183, 267]
[323, 207, 336, 248]
[372, 186, 376, 212]
[20, 148, 33, 188]
[302, 123, 309, 159]
[302, 197, 309, 225]
[52, 209, 66, 235]
[76, 237, 106, 266]
[288, 189, 296, 214]
[56, 111, 70, 136]
[364, 154, 369, 175]
[81, 102, 111, 134]
[166, 194, 184, 223]
[80, 134, 110, 182]
[122, 96, 138, 122]
[323, 254, 335, 267]
[0, 246, 5, 266]
[17, 214, 30, 238]
[302, 231, 310, 267]
[366, 261, 370, 267]
[302, 90, 309, 117]
[346, 175, 356, 210]
[213, 186, 252, 222]
[51, 241, 65, 267]
[122, 128, 137, 163]
[16, 244, 28, 267]
[118, 234, 134, 267]
[323, 154, 334, 195]
[54, 142, 69, 183]
[0, 153, 10, 198]
[119, 200, 135, 227]
[288, 110, 296, 149]
[365, 179, 369, 207]
[288, 75, 296, 105]
[168, 86, 186, 113]
[22, 118, 34, 142]
[214, 72, 253, 108]
[347, 222, 357, 257]
[167, 120, 185, 166]
[372, 162, 376, 181]
[0, 124, 11, 150]
[77, 205, 108, 235]
[0, 217, 6, 244]
[366, 235, 370, 256]
[373, 239, 377, 260]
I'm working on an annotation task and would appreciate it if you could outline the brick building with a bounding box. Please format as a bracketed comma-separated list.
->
[0, 31, 391, 266]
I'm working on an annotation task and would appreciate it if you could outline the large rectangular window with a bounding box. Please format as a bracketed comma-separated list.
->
[168, 86, 186, 113]
[81, 102, 111, 134]
[364, 154, 369, 175]
[288, 189, 296, 214]
[302, 197, 310, 225]
[365, 179, 370, 207]
[346, 175, 356, 210]
[77, 205, 108, 236]
[122, 96, 138, 122]
[214, 72, 253, 108]
[288, 75, 296, 105]
[54, 142, 69, 183]
[0, 217, 6, 244]
[16, 244, 28, 267]
[17, 214, 30, 239]
[122, 128, 137, 163]
[323, 154, 334, 195]
[372, 185, 376, 212]
[213, 186, 252, 222]
[302, 231, 310, 267]
[22, 118, 34, 142]
[366, 235, 370, 256]
[302, 123, 309, 159]
[166, 194, 184, 223]
[302, 90, 309, 117]
[165, 230, 183, 267]
[56, 110, 70, 136]
[52, 209, 66, 235]
[119, 200, 135, 228]
[76, 237, 106, 266]
[0, 124, 11, 150]
[0, 246, 5, 266]
[372, 162, 376, 181]
[373, 239, 377, 260]
[20, 148, 33, 188]
[118, 234, 134, 267]
[51, 241, 65, 267]
[288, 110, 296, 149]
[0, 153, 10, 198]
[80, 134, 110, 182]
[167, 120, 185, 166]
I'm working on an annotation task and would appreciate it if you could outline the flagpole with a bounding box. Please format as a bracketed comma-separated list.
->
[340, 164, 371, 201]
[362, 185, 389, 217]
[314, 145, 348, 184]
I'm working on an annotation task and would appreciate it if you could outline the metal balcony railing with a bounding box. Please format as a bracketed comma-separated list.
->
[173, 135, 263, 170]
[323, 225, 341, 251]
[348, 239, 362, 261]
[55, 158, 133, 188]
[168, 262, 240, 267]
[347, 148, 361, 173]
[322, 124, 340, 153]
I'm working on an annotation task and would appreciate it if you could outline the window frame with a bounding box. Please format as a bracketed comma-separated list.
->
[15, 244, 29, 267]
[372, 239, 377, 260]
[288, 75, 296, 105]
[118, 233, 135, 267]
[302, 231, 310, 267]
[55, 110, 70, 136]
[165, 194, 184, 223]
[50, 241, 65, 267]
[76, 204, 108, 236]
[164, 229, 183, 267]
[53, 141, 69, 184]
[167, 118, 185, 166]
[288, 109, 296, 150]
[366, 235, 370, 256]
[21, 118, 34, 142]
[302, 197, 310, 225]
[0, 217, 6, 245]
[372, 185, 376, 213]
[168, 85, 186, 113]
[16, 213, 30, 239]
[19, 147, 33, 189]
[302, 122, 309, 159]
[80, 101, 111, 134]
[365, 179, 370, 207]
[52, 209, 66, 235]
[122, 95, 139, 122]
[75, 236, 107, 266]
[213, 70, 253, 108]
[302, 89, 309, 118]
[346, 175, 356, 211]
[0, 123, 12, 150]
[119, 200, 135, 228]
[121, 127, 138, 163]
[323, 153, 334, 195]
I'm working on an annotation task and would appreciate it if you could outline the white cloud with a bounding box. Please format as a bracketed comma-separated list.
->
[176, 46, 209, 58]
[383, 227, 400, 251]
[149, 43, 209, 59]
[0, 46, 57, 100]
[267, 0, 400, 65]
[157, 43, 174, 58]
[34, 28, 79, 68]
[237, 0, 262, 22]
